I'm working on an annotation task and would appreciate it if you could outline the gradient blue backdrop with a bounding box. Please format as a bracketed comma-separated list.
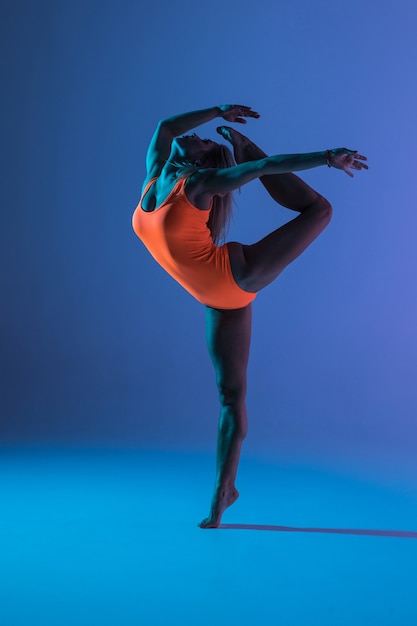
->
[2, 0, 416, 471]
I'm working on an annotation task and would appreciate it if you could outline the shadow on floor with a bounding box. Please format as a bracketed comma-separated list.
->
[219, 524, 417, 539]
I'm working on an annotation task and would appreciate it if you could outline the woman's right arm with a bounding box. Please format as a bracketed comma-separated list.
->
[145, 108, 218, 178]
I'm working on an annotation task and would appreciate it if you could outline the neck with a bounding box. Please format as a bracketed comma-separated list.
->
[163, 157, 199, 181]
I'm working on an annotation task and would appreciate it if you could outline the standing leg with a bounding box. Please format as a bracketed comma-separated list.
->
[199, 304, 252, 528]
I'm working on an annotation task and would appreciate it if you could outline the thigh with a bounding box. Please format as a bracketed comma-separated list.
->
[205, 305, 252, 390]
[229, 201, 331, 292]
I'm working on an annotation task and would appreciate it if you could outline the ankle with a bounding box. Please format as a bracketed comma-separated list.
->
[214, 481, 236, 495]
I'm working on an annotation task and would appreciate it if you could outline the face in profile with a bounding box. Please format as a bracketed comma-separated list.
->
[173, 134, 216, 161]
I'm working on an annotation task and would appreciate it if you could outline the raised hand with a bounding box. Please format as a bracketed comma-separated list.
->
[328, 149, 368, 177]
[218, 104, 260, 124]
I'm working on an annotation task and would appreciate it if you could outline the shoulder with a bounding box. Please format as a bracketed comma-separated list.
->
[184, 170, 218, 211]
[186, 168, 227, 196]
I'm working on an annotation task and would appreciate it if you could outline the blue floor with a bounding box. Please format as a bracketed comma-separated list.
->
[1, 447, 417, 625]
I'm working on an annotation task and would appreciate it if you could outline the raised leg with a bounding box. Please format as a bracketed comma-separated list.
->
[217, 126, 320, 210]
[199, 304, 252, 528]
[218, 126, 333, 293]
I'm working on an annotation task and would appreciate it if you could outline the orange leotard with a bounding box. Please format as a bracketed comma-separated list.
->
[132, 177, 257, 309]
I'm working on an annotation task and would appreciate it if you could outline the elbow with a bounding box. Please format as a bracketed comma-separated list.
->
[157, 119, 176, 137]
[158, 117, 181, 138]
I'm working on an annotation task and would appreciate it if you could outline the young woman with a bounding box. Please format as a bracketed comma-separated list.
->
[132, 104, 368, 528]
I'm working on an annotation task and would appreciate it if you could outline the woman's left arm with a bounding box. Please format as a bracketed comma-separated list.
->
[199, 148, 368, 194]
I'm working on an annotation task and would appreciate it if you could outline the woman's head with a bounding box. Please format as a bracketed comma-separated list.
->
[171, 135, 236, 245]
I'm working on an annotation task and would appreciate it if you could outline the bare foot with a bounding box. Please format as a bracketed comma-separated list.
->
[217, 126, 264, 163]
[198, 486, 240, 529]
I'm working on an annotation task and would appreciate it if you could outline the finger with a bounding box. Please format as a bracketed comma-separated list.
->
[345, 169, 354, 178]
[353, 161, 369, 170]
[235, 105, 257, 111]
[346, 150, 367, 160]
[236, 112, 259, 120]
[235, 117, 247, 124]
[235, 106, 260, 118]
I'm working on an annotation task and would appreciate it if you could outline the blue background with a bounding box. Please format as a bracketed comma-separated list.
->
[2, 0, 416, 471]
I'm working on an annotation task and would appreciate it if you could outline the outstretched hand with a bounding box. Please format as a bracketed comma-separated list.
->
[218, 104, 260, 124]
[329, 149, 368, 177]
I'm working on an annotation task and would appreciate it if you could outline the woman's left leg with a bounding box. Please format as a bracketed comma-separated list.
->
[218, 125, 333, 291]
[217, 125, 321, 211]
[199, 304, 252, 528]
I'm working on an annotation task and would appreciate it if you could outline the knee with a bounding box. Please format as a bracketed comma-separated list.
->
[217, 380, 246, 408]
[315, 195, 333, 224]
[217, 383, 248, 438]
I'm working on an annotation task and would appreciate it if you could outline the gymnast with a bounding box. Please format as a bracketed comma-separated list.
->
[132, 104, 368, 528]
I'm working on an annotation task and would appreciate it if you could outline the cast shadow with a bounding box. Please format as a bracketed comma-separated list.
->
[219, 523, 417, 539]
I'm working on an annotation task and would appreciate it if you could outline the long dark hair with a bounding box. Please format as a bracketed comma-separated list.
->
[175, 143, 236, 245]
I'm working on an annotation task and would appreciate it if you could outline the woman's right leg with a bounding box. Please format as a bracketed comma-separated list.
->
[218, 127, 333, 293]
